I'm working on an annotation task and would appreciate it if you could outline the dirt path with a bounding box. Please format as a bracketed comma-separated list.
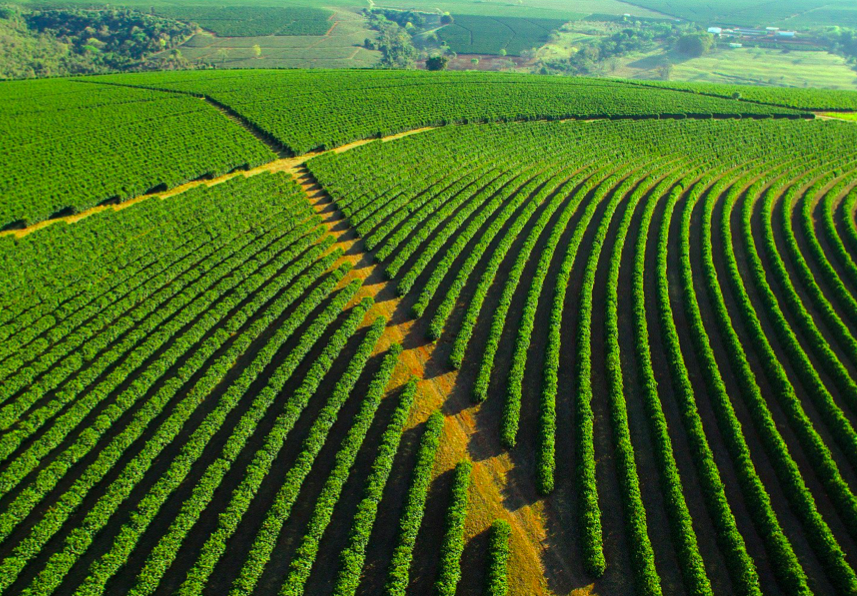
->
[0, 128, 435, 241]
[290, 164, 572, 595]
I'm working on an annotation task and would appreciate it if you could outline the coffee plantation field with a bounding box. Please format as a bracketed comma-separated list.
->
[2, 69, 857, 596]
[436, 15, 568, 56]
[153, 6, 333, 37]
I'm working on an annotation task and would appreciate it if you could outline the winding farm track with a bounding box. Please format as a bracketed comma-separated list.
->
[0, 127, 435, 240]
[289, 165, 564, 594]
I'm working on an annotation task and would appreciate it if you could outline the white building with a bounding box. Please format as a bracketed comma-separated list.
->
[707, 26, 723, 35]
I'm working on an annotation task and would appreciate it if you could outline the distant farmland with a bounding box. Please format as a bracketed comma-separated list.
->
[437, 15, 568, 56]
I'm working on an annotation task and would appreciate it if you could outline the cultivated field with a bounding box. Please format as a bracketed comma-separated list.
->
[170, 9, 379, 70]
[2, 70, 857, 596]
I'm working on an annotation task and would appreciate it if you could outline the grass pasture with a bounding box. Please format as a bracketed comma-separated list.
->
[669, 47, 857, 89]
[592, 45, 857, 90]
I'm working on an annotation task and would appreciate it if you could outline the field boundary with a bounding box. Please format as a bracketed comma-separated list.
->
[2, 78, 820, 240]
[0, 126, 434, 239]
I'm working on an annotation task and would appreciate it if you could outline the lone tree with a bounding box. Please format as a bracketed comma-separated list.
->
[440, 12, 454, 25]
[676, 32, 715, 57]
[426, 55, 450, 71]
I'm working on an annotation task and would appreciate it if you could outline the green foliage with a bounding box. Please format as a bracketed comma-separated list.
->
[426, 54, 450, 70]
[437, 15, 566, 56]
[0, 79, 275, 228]
[0, 5, 194, 79]
[7, 70, 857, 596]
[434, 461, 472, 596]
[365, 9, 418, 68]
[633, 78, 857, 110]
[99, 70, 808, 156]
[484, 521, 512, 596]
[385, 411, 444, 596]
[280, 341, 404, 596]
[0, 173, 350, 593]
[333, 377, 419, 596]
[676, 32, 714, 57]
[155, 6, 332, 37]
[539, 19, 695, 76]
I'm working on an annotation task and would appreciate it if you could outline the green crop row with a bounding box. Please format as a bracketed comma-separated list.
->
[333, 377, 419, 596]
[434, 461, 473, 596]
[385, 411, 444, 596]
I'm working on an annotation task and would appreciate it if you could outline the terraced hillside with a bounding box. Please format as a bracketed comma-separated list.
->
[2, 71, 857, 596]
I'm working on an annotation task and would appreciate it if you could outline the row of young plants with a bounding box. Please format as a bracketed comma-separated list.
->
[380, 168, 510, 276]
[0, 253, 348, 593]
[434, 461, 473, 596]
[471, 162, 625, 406]
[0, 225, 331, 511]
[280, 342, 406, 596]
[449, 164, 600, 371]
[410, 168, 547, 317]
[538, 158, 670, 496]
[14, 270, 360, 596]
[2, 85, 275, 227]
[0, 237, 339, 555]
[0, 202, 320, 457]
[78, 295, 378, 596]
[196, 323, 395, 596]
[603, 170, 681, 596]
[419, 171, 550, 327]
[837, 188, 857, 260]
[350, 164, 477, 240]
[574, 167, 659, 579]
[699, 163, 857, 593]
[760, 175, 857, 410]
[0, 175, 306, 386]
[385, 410, 444, 596]
[174, 310, 391, 596]
[0, 218, 194, 346]
[819, 182, 857, 304]
[794, 176, 857, 360]
[332, 377, 419, 596]
[690, 169, 815, 594]
[0, 176, 303, 402]
[0, 173, 297, 323]
[369, 169, 495, 256]
[0, 225, 206, 382]
[393, 172, 527, 297]
[484, 520, 512, 596]
[502, 167, 592, 449]
[346, 160, 486, 240]
[630, 174, 715, 596]
[652, 179, 764, 596]
[738, 178, 857, 473]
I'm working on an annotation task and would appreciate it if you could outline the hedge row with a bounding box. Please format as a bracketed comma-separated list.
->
[219, 325, 393, 596]
[333, 377, 419, 596]
[281, 341, 405, 596]
[386, 411, 445, 596]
